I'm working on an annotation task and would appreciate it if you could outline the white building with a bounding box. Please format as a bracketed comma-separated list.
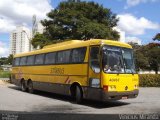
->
[31, 15, 44, 50]
[125, 36, 142, 45]
[10, 26, 31, 55]
[113, 27, 142, 45]
[113, 27, 125, 42]
[32, 15, 44, 36]
[32, 21, 44, 36]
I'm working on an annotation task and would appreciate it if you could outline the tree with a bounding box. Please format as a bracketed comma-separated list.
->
[129, 43, 149, 71]
[6, 54, 13, 65]
[0, 54, 13, 65]
[0, 57, 7, 65]
[31, 33, 51, 49]
[153, 33, 160, 41]
[32, 1, 119, 48]
[147, 43, 160, 74]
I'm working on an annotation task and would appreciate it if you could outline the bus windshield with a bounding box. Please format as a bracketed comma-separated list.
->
[102, 46, 136, 74]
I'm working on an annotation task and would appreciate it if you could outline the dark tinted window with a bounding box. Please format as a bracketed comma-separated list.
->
[45, 52, 56, 64]
[35, 54, 44, 65]
[26, 56, 35, 65]
[20, 57, 27, 65]
[57, 50, 71, 63]
[90, 46, 100, 73]
[15, 58, 20, 66]
[71, 47, 86, 63]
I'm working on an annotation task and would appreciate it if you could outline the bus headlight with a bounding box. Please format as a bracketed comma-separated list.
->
[108, 85, 116, 91]
[90, 78, 100, 88]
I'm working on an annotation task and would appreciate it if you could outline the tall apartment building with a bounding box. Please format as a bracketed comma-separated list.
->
[32, 15, 44, 36]
[32, 15, 44, 50]
[32, 21, 44, 36]
[10, 26, 31, 55]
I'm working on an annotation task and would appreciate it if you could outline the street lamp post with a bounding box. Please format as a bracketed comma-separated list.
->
[22, 30, 31, 51]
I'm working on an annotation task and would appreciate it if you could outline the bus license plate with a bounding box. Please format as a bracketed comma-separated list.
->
[122, 96, 128, 99]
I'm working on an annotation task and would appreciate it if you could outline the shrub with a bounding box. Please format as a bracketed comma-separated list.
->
[139, 74, 160, 87]
[0, 71, 11, 78]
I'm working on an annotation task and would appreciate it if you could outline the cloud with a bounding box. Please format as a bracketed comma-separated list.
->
[125, 0, 158, 9]
[0, 16, 16, 33]
[0, 0, 53, 33]
[0, 41, 9, 57]
[125, 36, 142, 45]
[117, 14, 160, 35]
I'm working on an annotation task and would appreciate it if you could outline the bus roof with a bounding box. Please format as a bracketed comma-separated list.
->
[14, 39, 132, 57]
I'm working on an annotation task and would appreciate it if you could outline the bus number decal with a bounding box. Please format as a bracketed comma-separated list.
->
[109, 78, 119, 82]
[50, 67, 64, 75]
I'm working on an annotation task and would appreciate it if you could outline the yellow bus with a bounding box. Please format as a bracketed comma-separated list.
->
[11, 39, 139, 103]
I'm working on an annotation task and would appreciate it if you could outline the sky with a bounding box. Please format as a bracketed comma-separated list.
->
[0, 0, 160, 57]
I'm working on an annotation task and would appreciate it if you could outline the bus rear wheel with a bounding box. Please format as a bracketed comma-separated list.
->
[28, 81, 34, 93]
[75, 86, 83, 104]
[21, 80, 27, 92]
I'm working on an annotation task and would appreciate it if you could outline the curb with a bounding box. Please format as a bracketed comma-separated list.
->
[0, 79, 11, 84]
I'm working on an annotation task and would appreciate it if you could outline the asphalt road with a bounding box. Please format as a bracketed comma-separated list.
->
[0, 83, 160, 114]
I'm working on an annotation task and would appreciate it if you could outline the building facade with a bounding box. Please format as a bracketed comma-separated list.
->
[32, 15, 44, 36]
[10, 26, 31, 55]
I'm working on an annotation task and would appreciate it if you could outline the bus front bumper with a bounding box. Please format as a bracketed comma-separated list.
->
[102, 89, 139, 101]
[84, 87, 139, 101]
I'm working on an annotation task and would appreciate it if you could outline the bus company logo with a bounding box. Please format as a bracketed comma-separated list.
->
[50, 67, 64, 75]
[109, 78, 119, 82]
[125, 86, 128, 90]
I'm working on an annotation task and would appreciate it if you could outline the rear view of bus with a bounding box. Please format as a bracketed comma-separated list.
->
[89, 40, 139, 101]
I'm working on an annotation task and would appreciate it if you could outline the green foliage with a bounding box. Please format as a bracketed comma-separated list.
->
[148, 47, 160, 74]
[0, 54, 13, 65]
[153, 33, 160, 41]
[0, 71, 11, 78]
[139, 74, 160, 87]
[0, 57, 7, 65]
[32, 1, 119, 48]
[7, 54, 13, 65]
[31, 33, 52, 49]
[129, 42, 160, 74]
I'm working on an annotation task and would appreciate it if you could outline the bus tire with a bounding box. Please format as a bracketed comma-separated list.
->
[21, 80, 27, 92]
[28, 81, 34, 93]
[75, 85, 83, 104]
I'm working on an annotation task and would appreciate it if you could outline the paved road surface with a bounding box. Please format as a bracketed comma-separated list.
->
[0, 83, 160, 114]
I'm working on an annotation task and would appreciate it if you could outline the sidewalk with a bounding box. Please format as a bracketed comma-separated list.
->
[0, 78, 9, 80]
[0, 78, 10, 85]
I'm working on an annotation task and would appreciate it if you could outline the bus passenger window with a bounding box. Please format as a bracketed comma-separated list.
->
[35, 54, 44, 65]
[90, 47, 100, 73]
[57, 50, 71, 63]
[26, 56, 35, 65]
[15, 58, 20, 66]
[20, 57, 27, 66]
[71, 47, 86, 63]
[45, 52, 56, 64]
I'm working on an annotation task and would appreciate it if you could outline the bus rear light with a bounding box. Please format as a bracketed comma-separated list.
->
[103, 85, 108, 91]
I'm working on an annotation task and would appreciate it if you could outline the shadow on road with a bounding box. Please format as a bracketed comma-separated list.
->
[8, 85, 130, 109]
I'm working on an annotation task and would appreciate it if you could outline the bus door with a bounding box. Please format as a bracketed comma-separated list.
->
[88, 46, 101, 89]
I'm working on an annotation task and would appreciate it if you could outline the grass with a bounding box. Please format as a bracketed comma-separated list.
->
[0, 71, 11, 78]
